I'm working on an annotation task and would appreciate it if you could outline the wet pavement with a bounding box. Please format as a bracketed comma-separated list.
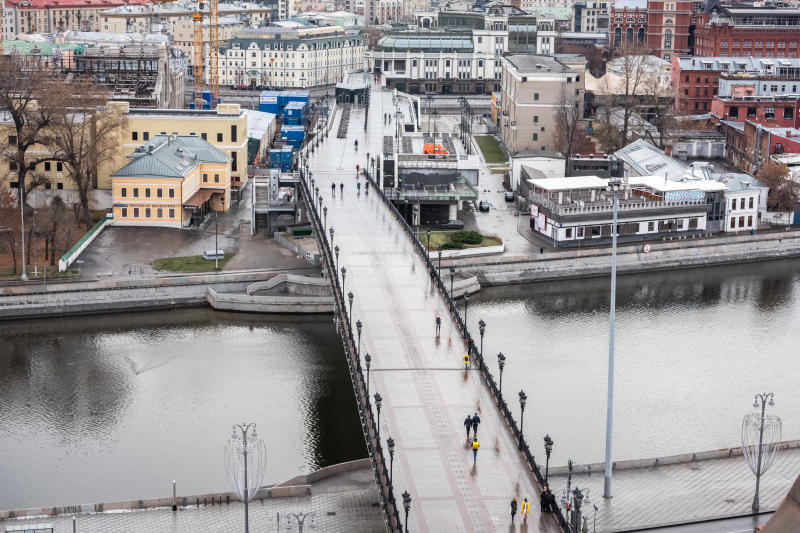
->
[305, 86, 560, 532]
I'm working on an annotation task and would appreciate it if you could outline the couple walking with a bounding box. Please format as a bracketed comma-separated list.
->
[510, 497, 531, 524]
[464, 413, 481, 464]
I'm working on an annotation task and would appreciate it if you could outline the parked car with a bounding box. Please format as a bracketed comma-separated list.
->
[504, 191, 515, 202]
[238, 84, 249, 90]
[479, 200, 490, 212]
[441, 219, 465, 229]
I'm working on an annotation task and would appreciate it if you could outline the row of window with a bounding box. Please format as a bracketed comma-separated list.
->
[560, 218, 703, 239]
[726, 106, 793, 120]
[9, 181, 63, 189]
[731, 197, 756, 210]
[120, 187, 175, 199]
[132, 127, 237, 144]
[120, 207, 176, 219]
[730, 215, 754, 229]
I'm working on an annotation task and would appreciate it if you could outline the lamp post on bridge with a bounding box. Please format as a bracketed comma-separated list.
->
[323, 206, 327, 230]
[544, 434, 553, 482]
[463, 293, 469, 334]
[356, 319, 363, 363]
[341, 267, 346, 297]
[497, 352, 506, 396]
[518, 390, 527, 450]
[387, 435, 395, 484]
[329, 227, 334, 246]
[374, 392, 382, 436]
[364, 352, 371, 396]
[449, 266, 455, 296]
[478, 319, 485, 359]
[334, 245, 340, 273]
[348, 291, 354, 320]
[426, 230, 431, 255]
[437, 248, 442, 277]
[402, 491, 411, 533]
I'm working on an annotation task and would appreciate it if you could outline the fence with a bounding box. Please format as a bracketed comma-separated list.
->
[58, 214, 113, 272]
[297, 163, 403, 533]
[362, 165, 570, 532]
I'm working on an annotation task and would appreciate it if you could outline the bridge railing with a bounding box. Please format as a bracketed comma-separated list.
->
[362, 167, 570, 533]
[298, 161, 403, 533]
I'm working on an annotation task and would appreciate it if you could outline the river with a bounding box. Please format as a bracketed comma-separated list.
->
[0, 309, 365, 510]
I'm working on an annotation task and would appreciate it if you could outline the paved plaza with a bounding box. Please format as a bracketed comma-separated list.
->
[305, 86, 561, 532]
[0, 467, 385, 533]
[546, 447, 800, 532]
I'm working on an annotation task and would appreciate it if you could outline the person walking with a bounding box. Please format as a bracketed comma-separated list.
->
[540, 487, 548, 512]
[357, 181, 361, 194]
[331, 182, 336, 197]
[471, 412, 481, 437]
[339, 182, 344, 195]
[463, 414, 472, 439]
[472, 437, 479, 464]
[435, 312, 442, 336]
[547, 489, 557, 514]
[463, 353, 470, 370]
[521, 497, 530, 524]
[510, 498, 518, 523]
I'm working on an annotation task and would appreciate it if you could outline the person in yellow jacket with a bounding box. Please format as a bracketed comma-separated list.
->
[463, 353, 470, 370]
[521, 497, 530, 523]
[472, 437, 479, 463]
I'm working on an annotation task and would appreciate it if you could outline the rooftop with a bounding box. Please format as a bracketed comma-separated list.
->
[613, 0, 647, 10]
[243, 109, 276, 140]
[113, 134, 228, 179]
[377, 31, 473, 52]
[529, 174, 726, 193]
[503, 54, 569, 74]
[615, 139, 688, 178]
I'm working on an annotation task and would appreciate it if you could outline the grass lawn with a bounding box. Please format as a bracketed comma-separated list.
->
[0, 266, 79, 282]
[423, 231, 502, 251]
[475, 135, 508, 164]
[153, 253, 235, 273]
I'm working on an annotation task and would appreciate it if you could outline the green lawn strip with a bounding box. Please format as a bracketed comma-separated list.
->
[0, 267, 79, 281]
[423, 231, 502, 251]
[474, 135, 508, 164]
[152, 253, 235, 272]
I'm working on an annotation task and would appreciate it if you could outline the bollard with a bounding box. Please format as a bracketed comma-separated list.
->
[72, 515, 76, 533]
[172, 480, 177, 511]
[226, 495, 230, 505]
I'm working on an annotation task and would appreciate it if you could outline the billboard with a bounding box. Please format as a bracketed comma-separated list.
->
[259, 96, 278, 104]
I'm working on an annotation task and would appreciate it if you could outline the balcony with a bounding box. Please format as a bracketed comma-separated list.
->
[530, 191, 709, 219]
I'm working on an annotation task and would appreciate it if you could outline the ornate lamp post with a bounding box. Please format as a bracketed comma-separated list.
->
[437, 248, 442, 276]
[374, 392, 382, 436]
[329, 227, 334, 245]
[387, 436, 395, 484]
[341, 266, 347, 295]
[463, 293, 469, 332]
[544, 434, 553, 482]
[348, 291, 354, 319]
[497, 352, 506, 395]
[334, 245, 340, 273]
[478, 319, 485, 358]
[318, 194, 322, 212]
[449, 266, 455, 296]
[604, 174, 630, 498]
[426, 230, 431, 253]
[356, 319, 363, 360]
[225, 423, 267, 533]
[743, 393, 781, 512]
[518, 390, 527, 450]
[364, 352, 371, 396]
[323, 206, 327, 230]
[402, 490, 411, 533]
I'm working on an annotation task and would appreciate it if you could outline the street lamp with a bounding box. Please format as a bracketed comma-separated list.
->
[518, 390, 527, 450]
[437, 248, 442, 276]
[323, 205, 327, 230]
[329, 226, 334, 244]
[348, 291, 354, 319]
[544, 434, 554, 482]
[374, 392, 382, 436]
[334, 245, 340, 273]
[571, 487, 586, 532]
[426, 230, 431, 253]
[215, 212, 219, 270]
[497, 352, 506, 396]
[603, 174, 630, 499]
[224, 423, 267, 533]
[387, 435, 395, 484]
[364, 352, 371, 396]
[449, 266, 455, 296]
[463, 293, 469, 332]
[318, 194, 322, 212]
[744, 392, 781, 512]
[478, 319, 486, 359]
[356, 319, 363, 360]
[402, 490, 411, 533]
[341, 266, 347, 295]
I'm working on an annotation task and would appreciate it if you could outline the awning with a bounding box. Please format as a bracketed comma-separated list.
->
[183, 188, 224, 207]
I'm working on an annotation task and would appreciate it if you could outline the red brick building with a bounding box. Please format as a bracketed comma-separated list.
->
[609, 0, 691, 59]
[671, 56, 724, 114]
[711, 95, 800, 127]
[724, 120, 800, 174]
[694, 5, 800, 58]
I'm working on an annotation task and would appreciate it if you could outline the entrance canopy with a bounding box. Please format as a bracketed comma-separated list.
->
[184, 188, 224, 207]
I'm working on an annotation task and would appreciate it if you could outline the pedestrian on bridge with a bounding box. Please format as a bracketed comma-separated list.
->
[463, 353, 470, 370]
[331, 182, 336, 197]
[510, 498, 518, 523]
[463, 414, 473, 439]
[521, 497, 530, 524]
[472, 412, 481, 437]
[472, 437, 479, 464]
[435, 312, 441, 337]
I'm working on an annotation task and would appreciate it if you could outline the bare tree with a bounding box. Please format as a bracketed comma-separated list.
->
[757, 161, 800, 212]
[553, 83, 583, 164]
[0, 188, 22, 273]
[641, 70, 676, 149]
[47, 78, 126, 228]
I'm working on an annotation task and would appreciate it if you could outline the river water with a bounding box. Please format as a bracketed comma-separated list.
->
[0, 310, 365, 510]
[2, 259, 799, 509]
[466, 258, 800, 468]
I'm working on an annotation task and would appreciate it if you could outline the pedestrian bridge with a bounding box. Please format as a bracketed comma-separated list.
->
[299, 86, 565, 533]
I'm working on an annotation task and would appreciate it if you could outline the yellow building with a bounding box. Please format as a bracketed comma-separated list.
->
[103, 101, 248, 191]
[111, 134, 230, 227]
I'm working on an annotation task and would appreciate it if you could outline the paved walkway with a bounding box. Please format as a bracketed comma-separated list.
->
[0, 467, 383, 533]
[306, 87, 559, 532]
[546, 447, 800, 532]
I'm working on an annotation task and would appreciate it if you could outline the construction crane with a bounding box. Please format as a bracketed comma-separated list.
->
[192, 10, 203, 109]
[191, 0, 219, 109]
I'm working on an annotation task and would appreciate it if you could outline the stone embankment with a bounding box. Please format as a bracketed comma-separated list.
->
[453, 229, 800, 284]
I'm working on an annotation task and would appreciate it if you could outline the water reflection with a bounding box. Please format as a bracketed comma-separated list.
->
[0, 310, 365, 510]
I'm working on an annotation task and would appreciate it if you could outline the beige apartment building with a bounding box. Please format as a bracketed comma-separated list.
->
[499, 54, 586, 154]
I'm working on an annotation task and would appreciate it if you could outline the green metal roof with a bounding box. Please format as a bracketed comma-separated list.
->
[113, 135, 229, 179]
[2, 40, 84, 56]
[377, 33, 473, 53]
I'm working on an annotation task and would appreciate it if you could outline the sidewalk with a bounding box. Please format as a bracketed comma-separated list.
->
[545, 447, 800, 532]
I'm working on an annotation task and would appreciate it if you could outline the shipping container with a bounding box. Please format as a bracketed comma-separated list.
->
[280, 125, 305, 142]
[258, 90, 282, 114]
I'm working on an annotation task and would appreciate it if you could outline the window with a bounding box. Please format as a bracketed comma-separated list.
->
[121, 207, 128, 218]
[748, 215, 753, 227]
[647, 221, 655, 231]
[739, 216, 745, 227]
[56, 162, 63, 172]
[765, 107, 775, 119]
[785, 107, 793, 119]
[134, 207, 140, 218]
[731, 198, 736, 210]
[534, 93, 539, 100]
[214, 173, 220, 183]
[729, 106, 739, 119]
[664, 29, 673, 49]
[8, 135, 16, 145]
[145, 188, 151, 198]
[749, 197, 754, 208]
[45, 162, 51, 172]
[121, 187, 127, 198]
[145, 208, 151, 218]
[740, 198, 745, 209]
[677, 219, 684, 229]
[169, 208, 175, 218]
[232, 152, 237, 172]
[203, 173, 208, 182]
[747, 107, 756, 118]
[217, 133, 223, 142]
[133, 188, 139, 198]
[591, 226, 601, 237]
[132, 131, 138, 141]
[534, 116, 539, 123]
[533, 133, 538, 141]
[565, 228, 573, 238]
[57, 183, 63, 189]
[157, 208, 163, 218]
[231, 125, 237, 143]
[201, 132, 207, 140]
[169, 188, 175, 198]
[157, 188, 163, 198]
[689, 218, 699, 229]
[730, 218, 736, 229]
[143, 132, 149, 141]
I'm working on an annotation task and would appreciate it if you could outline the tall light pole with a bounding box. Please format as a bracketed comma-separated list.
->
[518, 390, 527, 450]
[364, 352, 371, 396]
[341, 266, 347, 296]
[402, 490, 411, 533]
[426, 230, 431, 254]
[744, 392, 780, 512]
[356, 319, 363, 361]
[544, 434, 553, 483]
[463, 293, 469, 333]
[348, 291, 354, 319]
[374, 392, 382, 436]
[449, 266, 455, 296]
[603, 175, 629, 499]
[329, 226, 334, 246]
[387, 435, 395, 484]
[497, 352, 506, 396]
[225, 423, 267, 533]
[215, 212, 219, 270]
[334, 245, 340, 273]
[437, 248, 442, 277]
[478, 319, 486, 359]
[323, 205, 327, 230]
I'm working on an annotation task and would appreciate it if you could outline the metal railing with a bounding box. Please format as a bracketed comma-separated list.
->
[362, 167, 570, 533]
[297, 166, 403, 533]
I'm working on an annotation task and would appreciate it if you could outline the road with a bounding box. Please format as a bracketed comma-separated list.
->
[644, 513, 771, 533]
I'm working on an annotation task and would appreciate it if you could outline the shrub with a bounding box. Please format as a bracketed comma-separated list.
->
[442, 241, 465, 250]
[450, 230, 482, 245]
[292, 227, 313, 237]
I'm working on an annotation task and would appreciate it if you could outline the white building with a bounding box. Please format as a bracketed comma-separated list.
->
[219, 26, 365, 88]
